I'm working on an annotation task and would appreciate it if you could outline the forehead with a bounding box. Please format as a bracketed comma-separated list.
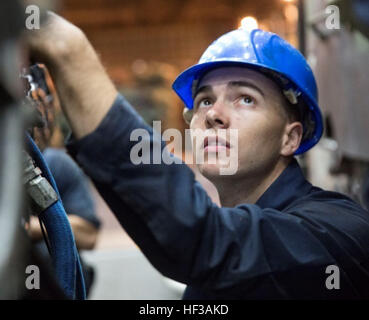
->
[198, 66, 280, 93]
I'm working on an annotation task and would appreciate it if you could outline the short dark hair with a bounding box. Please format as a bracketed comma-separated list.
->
[282, 95, 315, 143]
[259, 68, 316, 143]
[283, 96, 302, 123]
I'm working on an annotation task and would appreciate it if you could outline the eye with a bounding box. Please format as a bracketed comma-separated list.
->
[239, 96, 254, 106]
[197, 98, 213, 109]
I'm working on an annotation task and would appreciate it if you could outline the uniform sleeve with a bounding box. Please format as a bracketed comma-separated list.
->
[66, 94, 340, 296]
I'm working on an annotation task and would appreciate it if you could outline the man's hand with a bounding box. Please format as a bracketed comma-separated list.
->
[25, 216, 44, 241]
[26, 215, 98, 250]
[26, 12, 118, 139]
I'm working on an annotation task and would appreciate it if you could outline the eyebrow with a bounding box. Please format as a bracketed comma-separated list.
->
[227, 81, 265, 97]
[194, 80, 265, 100]
[193, 85, 213, 99]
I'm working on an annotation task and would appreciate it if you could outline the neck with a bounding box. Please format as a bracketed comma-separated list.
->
[212, 157, 292, 207]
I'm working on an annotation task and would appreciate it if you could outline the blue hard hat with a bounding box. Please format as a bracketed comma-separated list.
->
[172, 28, 323, 154]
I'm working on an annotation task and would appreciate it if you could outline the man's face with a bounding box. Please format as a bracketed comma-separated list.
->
[190, 67, 291, 181]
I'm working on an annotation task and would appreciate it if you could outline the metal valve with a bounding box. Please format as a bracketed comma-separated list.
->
[23, 151, 58, 214]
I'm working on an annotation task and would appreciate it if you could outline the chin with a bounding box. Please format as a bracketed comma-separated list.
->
[198, 163, 221, 178]
[195, 150, 240, 178]
[199, 163, 239, 180]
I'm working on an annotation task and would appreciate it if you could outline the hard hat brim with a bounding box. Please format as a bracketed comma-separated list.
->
[172, 60, 323, 155]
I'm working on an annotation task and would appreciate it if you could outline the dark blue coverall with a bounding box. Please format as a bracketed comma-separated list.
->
[67, 94, 369, 299]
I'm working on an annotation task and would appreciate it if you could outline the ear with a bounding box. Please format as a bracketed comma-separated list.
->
[183, 107, 193, 125]
[280, 122, 303, 157]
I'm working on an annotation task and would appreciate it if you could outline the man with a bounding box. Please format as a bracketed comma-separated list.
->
[27, 13, 369, 299]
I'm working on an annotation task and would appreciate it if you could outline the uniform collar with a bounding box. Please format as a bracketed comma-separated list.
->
[255, 158, 313, 211]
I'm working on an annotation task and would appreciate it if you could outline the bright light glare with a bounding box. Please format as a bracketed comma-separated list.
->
[239, 16, 258, 31]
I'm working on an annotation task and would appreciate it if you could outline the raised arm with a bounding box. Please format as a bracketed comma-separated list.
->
[27, 12, 117, 139]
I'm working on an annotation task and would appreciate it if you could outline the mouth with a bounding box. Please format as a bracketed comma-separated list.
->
[203, 136, 231, 152]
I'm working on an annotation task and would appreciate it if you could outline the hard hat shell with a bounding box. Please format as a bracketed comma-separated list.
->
[172, 28, 323, 154]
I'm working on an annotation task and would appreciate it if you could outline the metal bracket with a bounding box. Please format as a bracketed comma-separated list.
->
[23, 151, 58, 215]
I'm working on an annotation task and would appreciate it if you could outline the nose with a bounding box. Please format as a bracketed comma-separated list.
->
[205, 101, 230, 129]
